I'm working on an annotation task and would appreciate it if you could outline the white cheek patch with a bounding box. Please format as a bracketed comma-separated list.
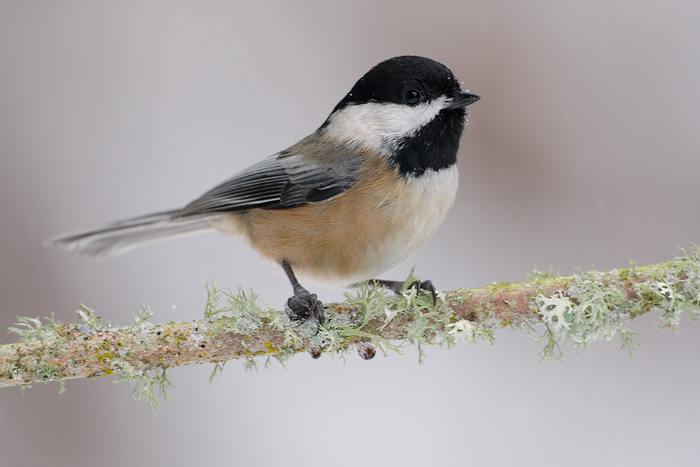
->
[324, 96, 449, 153]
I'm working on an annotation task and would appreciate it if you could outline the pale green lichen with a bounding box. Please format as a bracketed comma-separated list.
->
[203, 282, 277, 335]
[531, 274, 638, 360]
[34, 362, 61, 381]
[102, 307, 176, 414]
[632, 249, 700, 330]
[132, 305, 155, 330]
[6, 301, 176, 414]
[113, 363, 174, 416]
[8, 314, 63, 343]
[201, 284, 304, 378]
[6, 247, 700, 414]
[6, 314, 69, 388]
[297, 271, 495, 364]
[531, 245, 700, 361]
[445, 319, 495, 345]
[208, 361, 226, 383]
[76, 304, 111, 332]
[526, 267, 559, 281]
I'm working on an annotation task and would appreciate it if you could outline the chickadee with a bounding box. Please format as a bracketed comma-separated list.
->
[50, 55, 479, 323]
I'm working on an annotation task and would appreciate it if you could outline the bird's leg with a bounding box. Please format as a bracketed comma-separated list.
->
[281, 260, 324, 323]
[360, 278, 438, 305]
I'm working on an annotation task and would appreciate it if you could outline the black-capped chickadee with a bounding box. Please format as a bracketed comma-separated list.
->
[50, 55, 479, 323]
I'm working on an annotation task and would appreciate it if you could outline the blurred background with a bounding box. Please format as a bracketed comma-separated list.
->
[2, 1, 700, 465]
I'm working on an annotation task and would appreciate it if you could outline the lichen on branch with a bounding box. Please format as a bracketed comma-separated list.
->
[1, 246, 699, 413]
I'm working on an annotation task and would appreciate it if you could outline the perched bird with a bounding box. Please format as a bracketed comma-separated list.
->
[50, 55, 479, 323]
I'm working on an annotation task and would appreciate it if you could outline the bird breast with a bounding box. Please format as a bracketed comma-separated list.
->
[212, 158, 458, 285]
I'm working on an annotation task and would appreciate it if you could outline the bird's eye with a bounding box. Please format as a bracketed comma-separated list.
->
[404, 89, 422, 105]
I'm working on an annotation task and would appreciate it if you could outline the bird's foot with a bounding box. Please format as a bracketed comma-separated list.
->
[407, 279, 438, 305]
[285, 290, 324, 324]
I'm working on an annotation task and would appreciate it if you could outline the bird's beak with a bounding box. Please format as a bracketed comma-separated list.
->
[446, 91, 480, 109]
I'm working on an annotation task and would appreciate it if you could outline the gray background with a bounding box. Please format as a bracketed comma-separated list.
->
[2, 1, 700, 466]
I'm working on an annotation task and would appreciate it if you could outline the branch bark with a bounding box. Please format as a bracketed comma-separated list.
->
[2, 252, 699, 390]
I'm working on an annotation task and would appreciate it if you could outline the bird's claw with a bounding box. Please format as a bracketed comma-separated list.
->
[408, 279, 438, 305]
[285, 292, 325, 324]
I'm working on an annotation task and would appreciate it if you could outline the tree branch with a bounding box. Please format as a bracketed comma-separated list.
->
[2, 248, 699, 398]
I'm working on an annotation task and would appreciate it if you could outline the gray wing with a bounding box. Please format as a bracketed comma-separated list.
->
[175, 140, 362, 217]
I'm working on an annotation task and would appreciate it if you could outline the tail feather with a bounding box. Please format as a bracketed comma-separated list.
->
[48, 210, 216, 258]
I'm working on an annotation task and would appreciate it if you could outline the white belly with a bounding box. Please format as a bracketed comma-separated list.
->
[364, 165, 459, 279]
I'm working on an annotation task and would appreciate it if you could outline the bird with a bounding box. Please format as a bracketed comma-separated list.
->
[49, 55, 480, 323]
